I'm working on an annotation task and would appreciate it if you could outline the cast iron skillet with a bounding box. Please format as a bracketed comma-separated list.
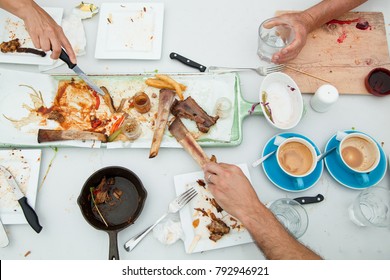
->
[77, 166, 147, 260]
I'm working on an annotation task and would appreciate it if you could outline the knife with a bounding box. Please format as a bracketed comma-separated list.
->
[59, 48, 105, 96]
[0, 165, 43, 233]
[170, 52, 207, 72]
[294, 194, 325, 205]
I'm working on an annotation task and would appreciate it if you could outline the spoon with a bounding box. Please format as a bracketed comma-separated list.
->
[252, 135, 286, 168]
[252, 150, 276, 167]
[316, 147, 337, 162]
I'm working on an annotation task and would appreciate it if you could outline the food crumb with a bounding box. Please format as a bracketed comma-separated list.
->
[381, 141, 384, 147]
[24, 251, 31, 257]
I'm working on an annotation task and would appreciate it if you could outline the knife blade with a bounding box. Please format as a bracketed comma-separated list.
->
[59, 48, 105, 96]
[170, 52, 207, 72]
[0, 165, 42, 233]
[293, 194, 324, 205]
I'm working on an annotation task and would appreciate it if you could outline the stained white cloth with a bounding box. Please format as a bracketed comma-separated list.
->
[152, 215, 183, 245]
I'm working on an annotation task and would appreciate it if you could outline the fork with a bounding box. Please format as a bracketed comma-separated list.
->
[124, 187, 198, 252]
[208, 64, 285, 76]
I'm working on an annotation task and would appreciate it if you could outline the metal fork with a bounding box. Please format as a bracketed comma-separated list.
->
[124, 187, 198, 252]
[208, 64, 285, 76]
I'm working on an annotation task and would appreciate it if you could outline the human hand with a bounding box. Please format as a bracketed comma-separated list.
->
[22, 2, 76, 63]
[268, 12, 313, 64]
[203, 162, 261, 221]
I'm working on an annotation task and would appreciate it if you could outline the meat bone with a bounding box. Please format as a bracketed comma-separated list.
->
[168, 117, 211, 167]
[38, 129, 107, 143]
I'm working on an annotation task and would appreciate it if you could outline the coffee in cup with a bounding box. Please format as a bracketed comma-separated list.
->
[276, 137, 317, 177]
[339, 133, 380, 173]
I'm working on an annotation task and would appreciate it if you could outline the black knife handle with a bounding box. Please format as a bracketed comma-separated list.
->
[170, 52, 206, 72]
[18, 197, 43, 233]
[59, 48, 76, 69]
[294, 194, 324, 205]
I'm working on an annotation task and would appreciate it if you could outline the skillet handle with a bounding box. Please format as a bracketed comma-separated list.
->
[108, 231, 119, 260]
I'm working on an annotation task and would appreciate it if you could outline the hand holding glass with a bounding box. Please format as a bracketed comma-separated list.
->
[258, 18, 295, 62]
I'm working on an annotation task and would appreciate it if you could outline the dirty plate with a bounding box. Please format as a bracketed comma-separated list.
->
[0, 7, 63, 65]
[259, 72, 303, 130]
[0, 149, 41, 224]
[174, 164, 253, 254]
[95, 3, 164, 59]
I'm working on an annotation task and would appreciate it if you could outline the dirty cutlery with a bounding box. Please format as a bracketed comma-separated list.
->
[59, 48, 105, 96]
[170, 52, 207, 72]
[170, 52, 284, 76]
[0, 165, 42, 233]
[294, 194, 325, 204]
[252, 135, 285, 167]
[124, 187, 198, 252]
[316, 146, 337, 162]
[208, 65, 285, 76]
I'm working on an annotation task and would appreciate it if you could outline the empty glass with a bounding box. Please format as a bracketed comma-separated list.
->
[269, 198, 308, 238]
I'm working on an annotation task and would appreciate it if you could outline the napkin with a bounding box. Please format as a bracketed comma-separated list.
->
[152, 214, 183, 245]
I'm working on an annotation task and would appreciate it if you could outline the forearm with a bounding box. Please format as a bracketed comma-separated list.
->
[0, 0, 36, 18]
[302, 0, 368, 32]
[240, 200, 322, 260]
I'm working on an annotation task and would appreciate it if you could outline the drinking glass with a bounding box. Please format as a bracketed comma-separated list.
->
[258, 18, 295, 62]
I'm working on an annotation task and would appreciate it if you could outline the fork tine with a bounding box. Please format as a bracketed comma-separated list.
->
[268, 64, 285, 71]
[177, 187, 197, 204]
[181, 191, 198, 206]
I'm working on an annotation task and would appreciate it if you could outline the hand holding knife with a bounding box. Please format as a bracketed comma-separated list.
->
[0, 165, 42, 233]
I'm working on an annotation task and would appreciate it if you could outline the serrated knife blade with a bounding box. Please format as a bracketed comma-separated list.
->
[0, 165, 42, 233]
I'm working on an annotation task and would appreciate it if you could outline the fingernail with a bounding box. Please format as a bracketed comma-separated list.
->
[274, 55, 279, 60]
[282, 49, 288, 54]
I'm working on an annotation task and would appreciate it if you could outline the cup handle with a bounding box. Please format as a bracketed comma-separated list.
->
[293, 177, 305, 189]
[336, 131, 348, 141]
[355, 173, 370, 185]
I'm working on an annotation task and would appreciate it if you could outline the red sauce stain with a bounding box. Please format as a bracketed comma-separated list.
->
[327, 18, 360, 25]
[337, 31, 347, 43]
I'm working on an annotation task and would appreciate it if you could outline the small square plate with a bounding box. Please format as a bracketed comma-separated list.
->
[95, 3, 164, 59]
[0, 149, 42, 224]
[0, 7, 63, 65]
[174, 164, 253, 254]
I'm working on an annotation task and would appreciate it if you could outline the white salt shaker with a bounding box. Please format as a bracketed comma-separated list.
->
[310, 84, 339, 112]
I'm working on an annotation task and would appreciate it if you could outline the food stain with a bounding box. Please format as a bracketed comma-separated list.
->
[326, 18, 371, 43]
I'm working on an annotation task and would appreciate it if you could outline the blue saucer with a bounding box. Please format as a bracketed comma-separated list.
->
[324, 130, 387, 190]
[261, 132, 324, 192]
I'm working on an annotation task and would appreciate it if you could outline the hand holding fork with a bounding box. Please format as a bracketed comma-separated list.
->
[124, 187, 198, 252]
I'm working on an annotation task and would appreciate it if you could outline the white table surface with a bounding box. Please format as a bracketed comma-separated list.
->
[1, 0, 390, 260]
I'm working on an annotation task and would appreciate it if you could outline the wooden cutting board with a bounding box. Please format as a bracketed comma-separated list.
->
[277, 11, 390, 94]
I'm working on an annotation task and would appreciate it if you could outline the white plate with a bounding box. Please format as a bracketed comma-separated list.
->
[174, 164, 253, 254]
[259, 72, 303, 130]
[0, 149, 42, 224]
[0, 7, 63, 65]
[95, 3, 164, 59]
